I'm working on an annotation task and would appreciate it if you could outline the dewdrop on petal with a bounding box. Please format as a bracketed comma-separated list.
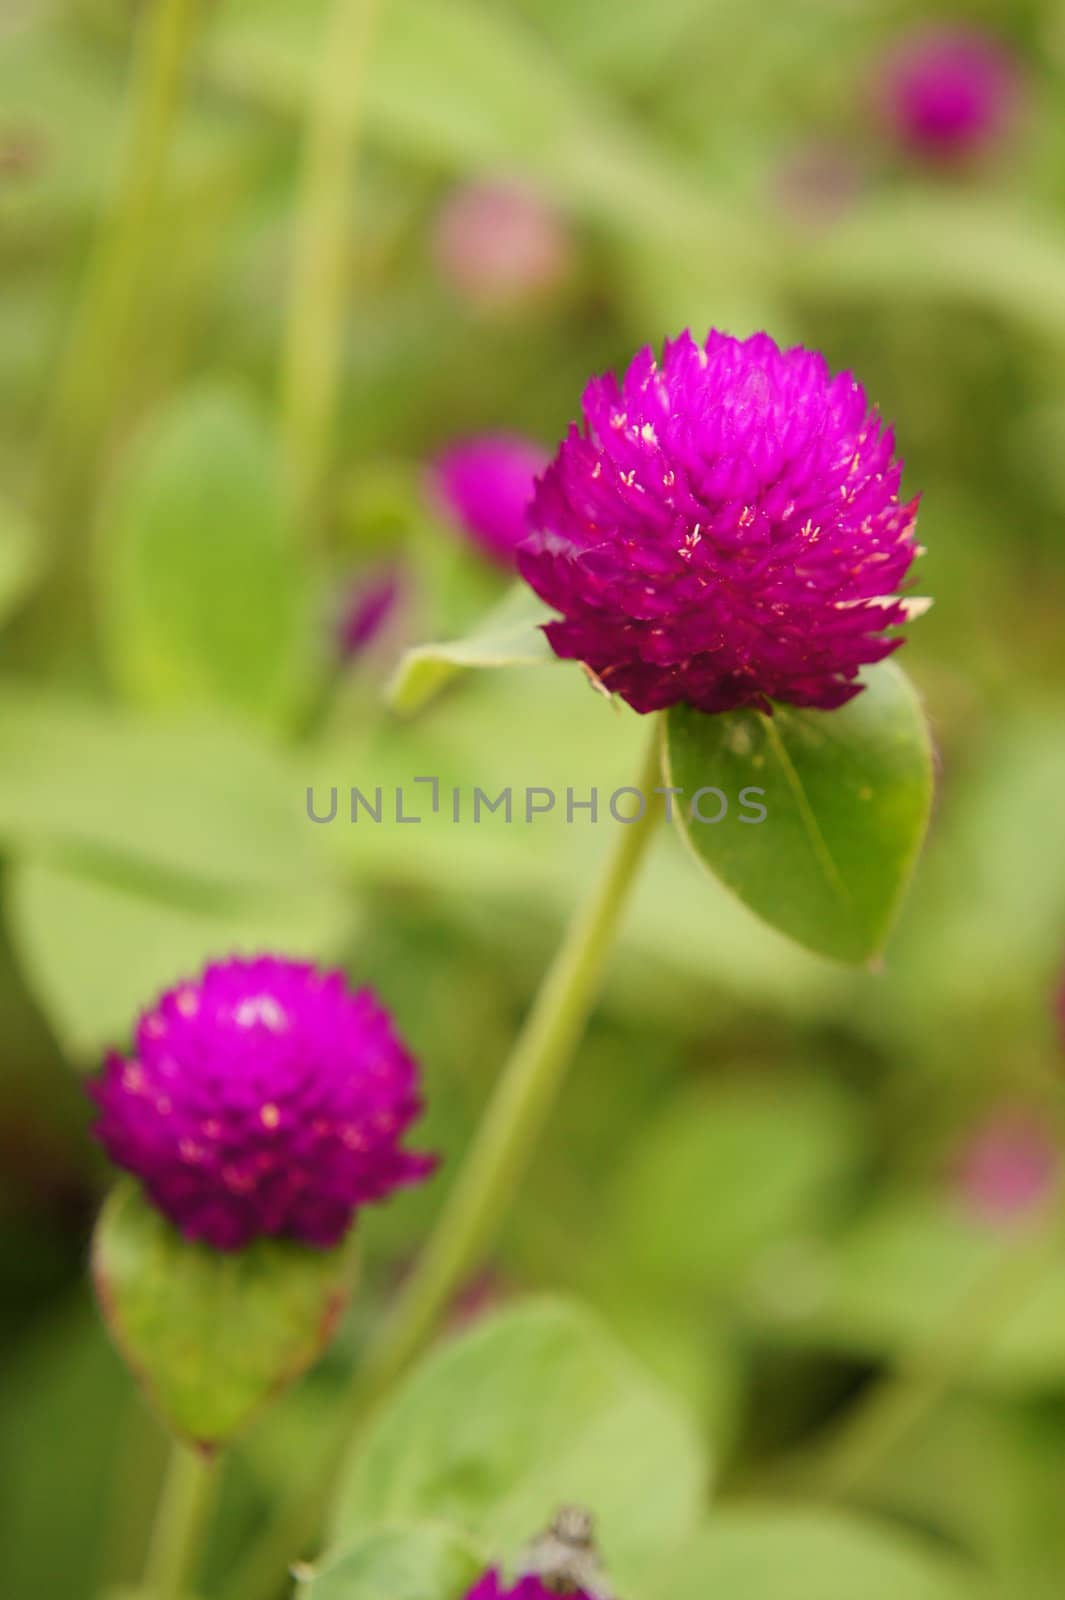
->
[519, 329, 925, 715]
[90, 957, 434, 1252]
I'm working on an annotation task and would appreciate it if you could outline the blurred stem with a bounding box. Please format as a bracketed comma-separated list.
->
[812, 1201, 1065, 1500]
[282, 0, 384, 534]
[225, 720, 667, 1600]
[97, 1392, 170, 1592]
[37, 0, 206, 526]
[140, 1441, 217, 1600]
[352, 721, 666, 1381]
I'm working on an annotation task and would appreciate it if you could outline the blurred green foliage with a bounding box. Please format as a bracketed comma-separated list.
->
[2, 0, 1065, 1596]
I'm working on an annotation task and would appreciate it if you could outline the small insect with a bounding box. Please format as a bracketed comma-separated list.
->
[516, 1506, 615, 1598]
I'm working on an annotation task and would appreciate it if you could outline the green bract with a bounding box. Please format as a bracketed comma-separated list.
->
[92, 1182, 359, 1449]
[389, 584, 554, 715]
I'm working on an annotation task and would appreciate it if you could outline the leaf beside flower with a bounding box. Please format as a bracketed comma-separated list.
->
[663, 661, 934, 964]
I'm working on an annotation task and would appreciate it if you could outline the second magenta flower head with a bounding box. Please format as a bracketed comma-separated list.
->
[91, 956, 434, 1251]
[519, 329, 922, 717]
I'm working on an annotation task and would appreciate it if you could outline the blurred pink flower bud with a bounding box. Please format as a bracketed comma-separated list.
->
[875, 25, 1024, 166]
[433, 179, 574, 311]
[954, 1108, 1058, 1227]
[429, 433, 548, 568]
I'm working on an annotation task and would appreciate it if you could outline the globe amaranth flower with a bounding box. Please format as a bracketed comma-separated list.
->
[466, 1576, 596, 1600]
[90, 957, 434, 1252]
[433, 179, 573, 312]
[518, 329, 923, 716]
[876, 26, 1022, 164]
[430, 433, 549, 568]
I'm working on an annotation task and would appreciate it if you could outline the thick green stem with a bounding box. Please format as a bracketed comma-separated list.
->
[38, 0, 206, 523]
[224, 722, 666, 1600]
[140, 1441, 217, 1600]
[814, 1203, 1064, 1500]
[282, 0, 384, 532]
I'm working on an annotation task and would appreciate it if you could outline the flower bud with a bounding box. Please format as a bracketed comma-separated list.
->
[875, 26, 1023, 166]
[433, 179, 573, 312]
[430, 434, 548, 569]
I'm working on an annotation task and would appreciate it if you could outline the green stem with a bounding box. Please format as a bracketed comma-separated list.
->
[282, 0, 384, 532]
[140, 1441, 217, 1600]
[224, 721, 667, 1600]
[813, 1202, 1065, 1500]
[37, 0, 206, 524]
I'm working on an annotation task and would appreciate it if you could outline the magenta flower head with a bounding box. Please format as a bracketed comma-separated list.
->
[89, 957, 434, 1252]
[433, 178, 573, 312]
[519, 329, 922, 716]
[466, 1577, 596, 1600]
[876, 25, 1022, 165]
[430, 433, 549, 568]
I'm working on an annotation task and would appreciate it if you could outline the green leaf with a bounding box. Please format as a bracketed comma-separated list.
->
[743, 1190, 1065, 1392]
[98, 387, 312, 732]
[662, 662, 933, 963]
[657, 1509, 979, 1600]
[5, 858, 354, 1064]
[892, 711, 1065, 1022]
[608, 1077, 864, 1295]
[299, 1524, 485, 1600]
[329, 1298, 708, 1593]
[92, 1182, 358, 1449]
[0, 686, 327, 896]
[859, 1396, 1065, 1600]
[0, 498, 42, 627]
[388, 585, 554, 716]
[790, 192, 1065, 347]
